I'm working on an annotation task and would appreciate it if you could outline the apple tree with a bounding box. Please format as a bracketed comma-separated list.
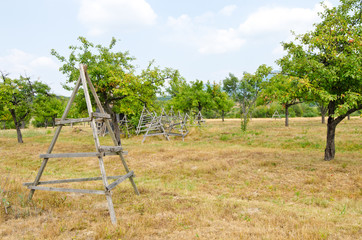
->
[277, 0, 362, 160]
[0, 72, 51, 143]
[223, 65, 272, 131]
[52, 37, 181, 143]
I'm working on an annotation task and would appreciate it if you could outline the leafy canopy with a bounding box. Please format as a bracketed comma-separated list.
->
[277, 0, 362, 117]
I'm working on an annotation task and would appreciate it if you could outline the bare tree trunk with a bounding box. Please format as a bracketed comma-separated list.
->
[104, 103, 121, 145]
[321, 113, 325, 124]
[10, 109, 23, 143]
[15, 124, 23, 143]
[222, 110, 225, 122]
[317, 103, 328, 124]
[324, 117, 336, 161]
[285, 105, 289, 127]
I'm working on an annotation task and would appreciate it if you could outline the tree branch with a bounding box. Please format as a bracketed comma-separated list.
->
[334, 104, 362, 125]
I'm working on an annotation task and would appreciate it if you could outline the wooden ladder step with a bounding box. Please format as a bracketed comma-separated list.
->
[55, 117, 92, 125]
[106, 171, 134, 191]
[98, 146, 123, 153]
[23, 175, 128, 186]
[91, 112, 111, 119]
[39, 151, 128, 159]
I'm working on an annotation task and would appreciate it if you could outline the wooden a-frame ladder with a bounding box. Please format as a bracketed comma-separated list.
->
[24, 64, 139, 225]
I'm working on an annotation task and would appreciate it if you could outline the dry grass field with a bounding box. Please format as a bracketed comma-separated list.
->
[0, 117, 361, 239]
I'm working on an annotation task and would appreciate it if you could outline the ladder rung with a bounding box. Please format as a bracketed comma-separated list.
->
[106, 171, 134, 191]
[92, 112, 111, 119]
[98, 146, 123, 153]
[23, 175, 127, 186]
[55, 117, 91, 125]
[39, 151, 127, 159]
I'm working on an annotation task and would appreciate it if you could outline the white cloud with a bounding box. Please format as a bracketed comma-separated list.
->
[0, 49, 69, 95]
[198, 28, 245, 54]
[219, 5, 237, 16]
[239, 3, 323, 36]
[30, 56, 58, 69]
[0, 49, 34, 74]
[78, 0, 157, 36]
[165, 12, 245, 55]
[167, 14, 193, 30]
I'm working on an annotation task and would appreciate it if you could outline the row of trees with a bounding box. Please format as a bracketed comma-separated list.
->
[0, 0, 360, 161]
[220, 0, 361, 160]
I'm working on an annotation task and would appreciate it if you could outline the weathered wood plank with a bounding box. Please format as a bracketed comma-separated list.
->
[40, 152, 101, 158]
[55, 117, 91, 125]
[92, 112, 111, 119]
[27, 185, 105, 195]
[23, 175, 125, 186]
[106, 171, 134, 191]
[98, 146, 123, 153]
[39, 151, 128, 159]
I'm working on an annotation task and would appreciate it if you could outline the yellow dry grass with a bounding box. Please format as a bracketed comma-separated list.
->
[0, 117, 361, 239]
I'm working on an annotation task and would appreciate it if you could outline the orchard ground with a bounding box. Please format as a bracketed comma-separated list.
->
[0, 117, 361, 239]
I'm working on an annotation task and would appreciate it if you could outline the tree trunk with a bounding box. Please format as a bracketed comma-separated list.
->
[347, 114, 350, 120]
[104, 103, 121, 145]
[15, 123, 23, 143]
[319, 105, 327, 124]
[324, 117, 336, 161]
[10, 109, 23, 143]
[324, 101, 337, 161]
[222, 110, 225, 122]
[285, 105, 289, 127]
[321, 113, 325, 124]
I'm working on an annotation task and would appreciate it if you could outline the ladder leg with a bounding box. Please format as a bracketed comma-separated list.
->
[106, 192, 117, 225]
[28, 158, 49, 201]
[119, 153, 140, 195]
[98, 156, 117, 224]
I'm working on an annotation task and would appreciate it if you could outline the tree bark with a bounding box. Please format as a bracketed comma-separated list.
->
[10, 109, 23, 143]
[323, 103, 362, 161]
[221, 110, 225, 122]
[285, 105, 289, 127]
[319, 105, 327, 124]
[324, 118, 336, 161]
[321, 113, 325, 124]
[104, 103, 121, 145]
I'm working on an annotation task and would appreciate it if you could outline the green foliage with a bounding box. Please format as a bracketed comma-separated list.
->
[168, 79, 214, 114]
[275, 0, 362, 160]
[52, 37, 181, 141]
[206, 82, 234, 119]
[32, 96, 66, 127]
[223, 64, 273, 131]
[277, 0, 362, 117]
[0, 73, 51, 142]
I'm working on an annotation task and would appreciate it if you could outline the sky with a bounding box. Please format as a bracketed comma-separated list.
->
[0, 0, 339, 97]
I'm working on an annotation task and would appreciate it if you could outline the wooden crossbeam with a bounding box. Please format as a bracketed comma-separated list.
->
[39, 151, 128, 159]
[98, 146, 123, 153]
[55, 117, 92, 125]
[26, 185, 105, 195]
[106, 171, 134, 191]
[23, 175, 126, 186]
[91, 112, 111, 119]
